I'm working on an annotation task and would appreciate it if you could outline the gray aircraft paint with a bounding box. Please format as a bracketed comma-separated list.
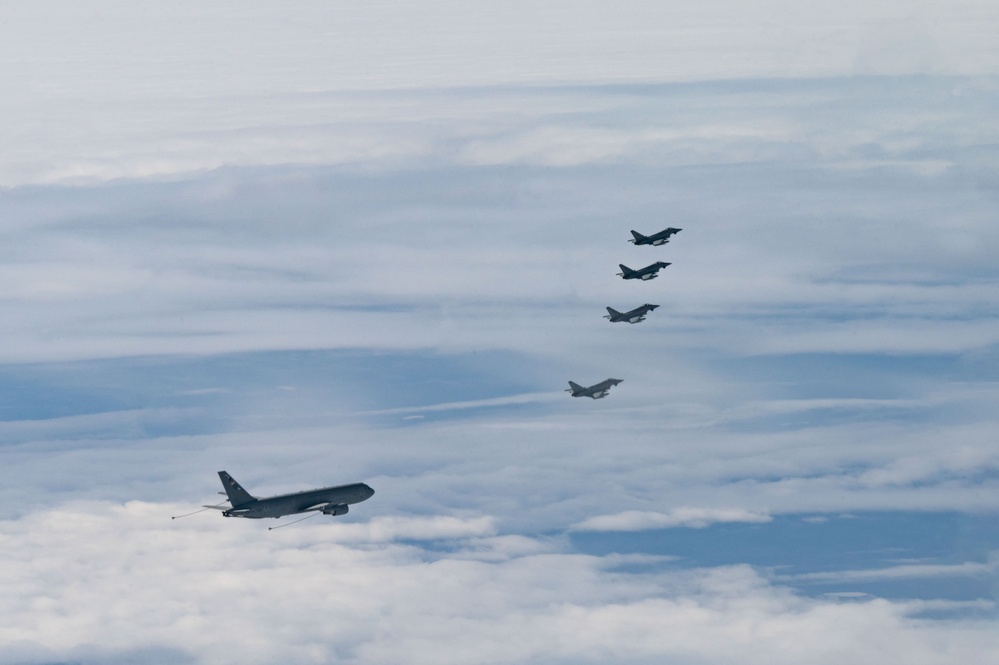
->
[617, 262, 671, 281]
[629, 228, 682, 246]
[565, 378, 623, 399]
[605, 304, 659, 324]
[213, 471, 375, 519]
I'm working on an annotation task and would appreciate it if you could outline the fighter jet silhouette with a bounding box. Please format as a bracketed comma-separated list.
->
[617, 262, 671, 281]
[604, 303, 659, 324]
[565, 378, 623, 399]
[628, 228, 681, 246]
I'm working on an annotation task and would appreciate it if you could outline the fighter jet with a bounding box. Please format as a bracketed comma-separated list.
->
[629, 228, 681, 246]
[618, 261, 671, 281]
[566, 378, 623, 399]
[208, 471, 374, 520]
[605, 303, 659, 324]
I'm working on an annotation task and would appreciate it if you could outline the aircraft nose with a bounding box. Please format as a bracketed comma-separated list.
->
[363, 484, 375, 499]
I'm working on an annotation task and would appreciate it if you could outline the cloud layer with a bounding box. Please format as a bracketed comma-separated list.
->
[3, 4, 999, 663]
[572, 508, 773, 531]
[2, 2, 999, 186]
[2, 77, 997, 366]
[2, 502, 996, 665]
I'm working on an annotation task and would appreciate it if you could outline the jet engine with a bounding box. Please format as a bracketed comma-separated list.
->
[322, 503, 349, 516]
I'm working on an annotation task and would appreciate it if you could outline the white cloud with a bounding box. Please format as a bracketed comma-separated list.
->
[327, 515, 498, 543]
[1, 502, 997, 665]
[780, 559, 998, 584]
[3, 379, 998, 529]
[2, 7, 999, 661]
[2, 2, 998, 186]
[0, 73, 994, 366]
[572, 508, 773, 532]
[359, 391, 562, 417]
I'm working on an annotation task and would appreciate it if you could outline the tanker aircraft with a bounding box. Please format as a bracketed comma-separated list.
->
[208, 471, 375, 520]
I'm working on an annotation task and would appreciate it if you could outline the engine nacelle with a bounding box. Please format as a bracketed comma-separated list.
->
[322, 503, 349, 516]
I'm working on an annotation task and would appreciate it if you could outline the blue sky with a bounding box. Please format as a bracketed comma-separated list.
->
[2, 3, 998, 664]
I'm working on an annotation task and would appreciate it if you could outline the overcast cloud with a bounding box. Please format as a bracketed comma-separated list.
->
[2, 2, 998, 664]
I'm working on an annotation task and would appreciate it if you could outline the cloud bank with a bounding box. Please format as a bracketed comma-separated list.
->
[1, 502, 996, 665]
[572, 508, 773, 531]
[3, 3, 999, 663]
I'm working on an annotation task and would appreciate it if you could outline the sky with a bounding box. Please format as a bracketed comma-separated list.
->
[1, 2, 998, 664]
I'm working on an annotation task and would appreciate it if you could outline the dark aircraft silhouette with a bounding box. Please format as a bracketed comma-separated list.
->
[566, 378, 623, 399]
[208, 471, 374, 520]
[605, 303, 659, 324]
[618, 261, 671, 281]
[629, 228, 681, 246]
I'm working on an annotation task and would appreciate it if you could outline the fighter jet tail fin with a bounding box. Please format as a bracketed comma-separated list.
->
[567, 381, 585, 394]
[606, 307, 621, 317]
[217, 471, 256, 506]
[629, 230, 645, 243]
[618, 264, 633, 275]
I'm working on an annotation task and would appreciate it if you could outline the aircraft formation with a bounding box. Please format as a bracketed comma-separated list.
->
[183, 226, 681, 526]
[566, 227, 681, 400]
